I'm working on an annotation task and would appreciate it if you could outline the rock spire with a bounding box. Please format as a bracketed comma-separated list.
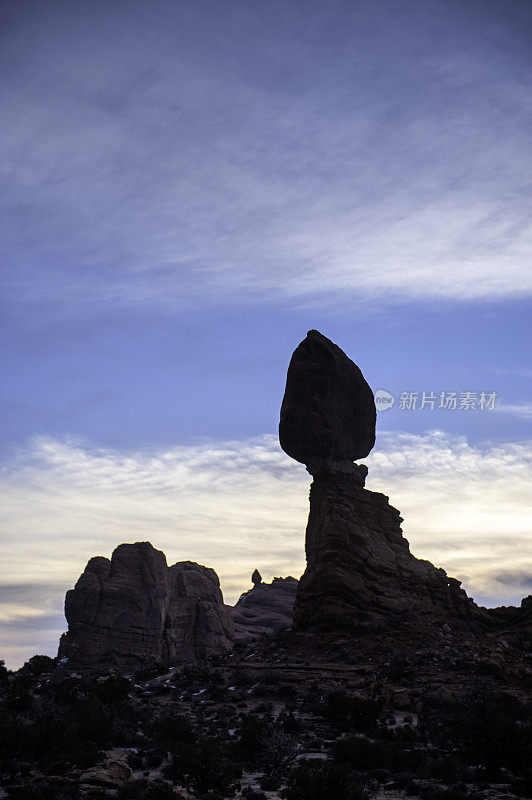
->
[280, 331, 488, 632]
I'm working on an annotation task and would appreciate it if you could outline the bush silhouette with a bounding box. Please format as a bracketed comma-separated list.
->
[165, 733, 242, 796]
[149, 711, 194, 752]
[22, 655, 56, 676]
[281, 759, 369, 800]
[117, 779, 182, 799]
[322, 689, 380, 733]
[422, 683, 531, 776]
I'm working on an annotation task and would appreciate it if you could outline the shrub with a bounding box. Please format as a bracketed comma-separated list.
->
[0, 658, 11, 687]
[277, 683, 298, 701]
[331, 733, 416, 773]
[4, 674, 33, 711]
[241, 788, 268, 800]
[117, 779, 182, 799]
[322, 690, 380, 733]
[423, 756, 462, 784]
[386, 655, 410, 680]
[6, 781, 79, 800]
[96, 675, 132, 706]
[149, 711, 194, 751]
[510, 776, 532, 798]
[422, 684, 532, 776]
[280, 711, 303, 733]
[0, 672, 139, 773]
[22, 655, 56, 675]
[0, 697, 103, 773]
[237, 712, 266, 763]
[165, 733, 242, 796]
[261, 727, 299, 784]
[281, 759, 370, 800]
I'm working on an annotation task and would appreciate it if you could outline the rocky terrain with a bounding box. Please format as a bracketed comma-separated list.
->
[1, 623, 531, 800]
[1, 329, 531, 799]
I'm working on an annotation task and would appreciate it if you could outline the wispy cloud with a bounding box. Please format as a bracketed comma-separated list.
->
[2, 0, 532, 314]
[496, 403, 532, 419]
[1, 430, 531, 667]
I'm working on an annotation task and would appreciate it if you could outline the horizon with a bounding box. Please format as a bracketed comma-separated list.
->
[2, 0, 532, 670]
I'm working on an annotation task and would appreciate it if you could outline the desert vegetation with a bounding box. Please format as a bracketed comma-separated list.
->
[1, 639, 531, 800]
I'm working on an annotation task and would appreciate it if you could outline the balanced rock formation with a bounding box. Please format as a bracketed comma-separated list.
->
[279, 329, 376, 477]
[58, 542, 235, 669]
[280, 331, 488, 632]
[231, 573, 299, 642]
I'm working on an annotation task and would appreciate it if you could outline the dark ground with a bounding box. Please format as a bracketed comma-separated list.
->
[1, 620, 531, 800]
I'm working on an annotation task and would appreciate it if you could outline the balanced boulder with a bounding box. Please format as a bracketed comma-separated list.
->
[279, 329, 376, 475]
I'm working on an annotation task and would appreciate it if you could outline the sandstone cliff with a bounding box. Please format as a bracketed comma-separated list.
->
[58, 541, 235, 669]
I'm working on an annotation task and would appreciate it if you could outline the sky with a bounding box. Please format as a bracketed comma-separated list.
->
[1, 0, 531, 669]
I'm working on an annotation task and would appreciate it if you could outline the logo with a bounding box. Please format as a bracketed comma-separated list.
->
[375, 389, 395, 411]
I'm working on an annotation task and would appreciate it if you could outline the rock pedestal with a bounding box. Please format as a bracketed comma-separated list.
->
[58, 541, 235, 669]
[293, 471, 481, 631]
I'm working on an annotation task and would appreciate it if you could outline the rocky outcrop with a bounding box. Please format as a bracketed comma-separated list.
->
[486, 595, 532, 646]
[292, 471, 484, 631]
[231, 573, 299, 642]
[58, 542, 235, 669]
[280, 331, 494, 633]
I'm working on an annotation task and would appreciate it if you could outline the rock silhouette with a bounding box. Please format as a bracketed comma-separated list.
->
[58, 542, 235, 669]
[279, 329, 376, 476]
[293, 470, 485, 630]
[280, 331, 495, 632]
[231, 575, 299, 642]
[56, 331, 531, 667]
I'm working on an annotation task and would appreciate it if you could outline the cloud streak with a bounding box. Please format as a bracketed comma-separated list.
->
[2, 0, 532, 315]
[496, 403, 532, 419]
[1, 429, 531, 667]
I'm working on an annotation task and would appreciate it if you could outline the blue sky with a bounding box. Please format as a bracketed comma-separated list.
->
[1, 0, 531, 667]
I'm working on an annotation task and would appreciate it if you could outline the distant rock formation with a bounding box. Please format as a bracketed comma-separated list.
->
[58, 542, 235, 669]
[251, 568, 262, 586]
[280, 331, 492, 632]
[231, 573, 299, 642]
